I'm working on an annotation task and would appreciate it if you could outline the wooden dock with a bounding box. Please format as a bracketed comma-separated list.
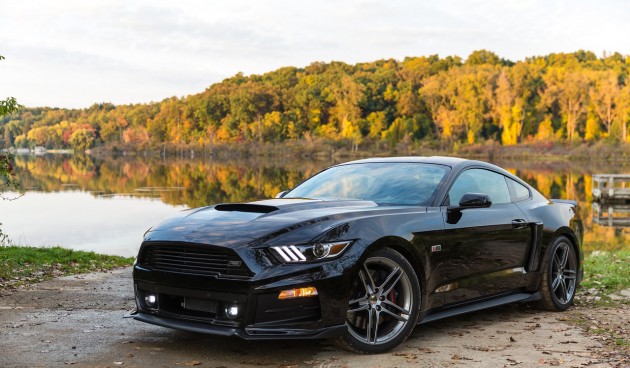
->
[592, 174, 630, 203]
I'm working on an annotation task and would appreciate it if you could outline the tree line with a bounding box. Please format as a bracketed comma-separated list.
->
[2, 50, 630, 152]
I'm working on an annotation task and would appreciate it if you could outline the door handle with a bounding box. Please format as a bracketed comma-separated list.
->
[512, 219, 527, 229]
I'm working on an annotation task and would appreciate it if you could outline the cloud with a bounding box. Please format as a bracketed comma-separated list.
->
[1, 0, 629, 108]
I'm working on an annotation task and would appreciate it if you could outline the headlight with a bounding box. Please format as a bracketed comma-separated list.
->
[270, 241, 352, 263]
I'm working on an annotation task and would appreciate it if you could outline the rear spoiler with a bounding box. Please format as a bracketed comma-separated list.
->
[550, 199, 578, 206]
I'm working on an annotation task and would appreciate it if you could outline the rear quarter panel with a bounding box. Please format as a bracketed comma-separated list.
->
[516, 198, 584, 284]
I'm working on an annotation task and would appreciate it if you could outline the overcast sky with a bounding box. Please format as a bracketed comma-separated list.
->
[1, 0, 628, 109]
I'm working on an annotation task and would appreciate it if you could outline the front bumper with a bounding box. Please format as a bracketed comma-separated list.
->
[126, 309, 346, 339]
[129, 250, 356, 339]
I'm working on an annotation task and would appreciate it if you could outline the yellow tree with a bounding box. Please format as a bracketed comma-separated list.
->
[331, 74, 365, 151]
[589, 70, 620, 136]
[616, 84, 630, 142]
[584, 104, 601, 141]
[366, 111, 387, 140]
[495, 69, 524, 145]
[541, 67, 590, 141]
[450, 66, 498, 144]
[419, 73, 450, 139]
[420, 66, 497, 144]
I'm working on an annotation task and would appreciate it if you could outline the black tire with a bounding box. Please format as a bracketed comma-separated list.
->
[335, 247, 421, 354]
[537, 236, 578, 311]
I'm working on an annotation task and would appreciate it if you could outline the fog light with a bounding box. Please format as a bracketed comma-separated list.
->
[144, 293, 157, 307]
[278, 286, 318, 300]
[225, 305, 239, 319]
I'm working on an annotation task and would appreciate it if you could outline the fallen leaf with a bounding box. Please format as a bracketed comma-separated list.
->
[393, 352, 417, 360]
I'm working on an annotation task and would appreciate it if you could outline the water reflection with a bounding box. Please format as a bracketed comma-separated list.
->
[1, 154, 628, 255]
[12, 154, 328, 207]
[494, 158, 630, 251]
[592, 203, 630, 228]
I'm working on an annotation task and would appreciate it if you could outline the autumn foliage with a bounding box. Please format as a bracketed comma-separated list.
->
[2, 50, 630, 152]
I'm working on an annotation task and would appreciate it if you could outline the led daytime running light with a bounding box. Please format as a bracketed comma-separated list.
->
[270, 241, 352, 263]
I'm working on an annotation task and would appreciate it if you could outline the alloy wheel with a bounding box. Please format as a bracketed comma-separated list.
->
[551, 241, 577, 305]
[346, 256, 414, 345]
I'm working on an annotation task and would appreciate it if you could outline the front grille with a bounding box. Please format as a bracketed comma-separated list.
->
[138, 242, 251, 277]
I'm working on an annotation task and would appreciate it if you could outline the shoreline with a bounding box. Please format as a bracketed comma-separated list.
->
[83, 140, 630, 162]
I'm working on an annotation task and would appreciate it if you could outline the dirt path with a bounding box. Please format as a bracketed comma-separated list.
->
[0, 268, 625, 368]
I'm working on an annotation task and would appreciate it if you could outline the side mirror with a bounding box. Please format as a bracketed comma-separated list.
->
[275, 190, 289, 198]
[457, 193, 492, 209]
[446, 193, 492, 224]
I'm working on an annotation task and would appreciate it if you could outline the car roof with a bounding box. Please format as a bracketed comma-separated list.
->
[342, 156, 471, 167]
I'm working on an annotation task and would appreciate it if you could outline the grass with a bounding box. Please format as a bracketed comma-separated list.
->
[580, 248, 630, 294]
[0, 245, 134, 290]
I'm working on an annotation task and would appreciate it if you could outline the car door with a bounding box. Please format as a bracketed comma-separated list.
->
[432, 168, 532, 305]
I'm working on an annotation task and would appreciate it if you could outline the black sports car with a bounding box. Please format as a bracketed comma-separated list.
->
[128, 156, 583, 353]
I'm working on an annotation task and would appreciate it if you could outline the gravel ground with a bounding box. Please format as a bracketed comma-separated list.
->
[0, 268, 627, 368]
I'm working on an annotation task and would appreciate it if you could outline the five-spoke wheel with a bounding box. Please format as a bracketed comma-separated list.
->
[337, 248, 420, 353]
[538, 236, 578, 311]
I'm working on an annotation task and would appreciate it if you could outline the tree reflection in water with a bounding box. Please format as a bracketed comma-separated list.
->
[10, 155, 630, 253]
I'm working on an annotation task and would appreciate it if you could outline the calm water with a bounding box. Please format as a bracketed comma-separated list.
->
[1, 154, 628, 257]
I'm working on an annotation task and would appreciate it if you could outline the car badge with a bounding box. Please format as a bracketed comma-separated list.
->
[227, 261, 242, 267]
[431, 245, 442, 252]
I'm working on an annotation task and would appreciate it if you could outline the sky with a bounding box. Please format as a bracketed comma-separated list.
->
[1, 0, 629, 109]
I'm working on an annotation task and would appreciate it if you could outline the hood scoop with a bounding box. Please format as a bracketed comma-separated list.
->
[215, 203, 279, 214]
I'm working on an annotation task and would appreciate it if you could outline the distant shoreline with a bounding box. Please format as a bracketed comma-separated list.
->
[81, 140, 630, 162]
[8, 139, 630, 162]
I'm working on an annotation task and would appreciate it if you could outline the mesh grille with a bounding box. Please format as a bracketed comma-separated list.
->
[138, 242, 250, 277]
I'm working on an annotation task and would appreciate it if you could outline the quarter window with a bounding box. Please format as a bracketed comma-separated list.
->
[509, 178, 531, 202]
[447, 169, 511, 206]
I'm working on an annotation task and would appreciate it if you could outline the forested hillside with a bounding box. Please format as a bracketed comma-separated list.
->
[2, 50, 629, 152]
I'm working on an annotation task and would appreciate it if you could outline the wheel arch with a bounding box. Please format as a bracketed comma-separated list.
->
[551, 227, 581, 263]
[540, 227, 583, 285]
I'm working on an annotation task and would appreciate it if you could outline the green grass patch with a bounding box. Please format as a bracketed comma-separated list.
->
[0, 246, 134, 290]
[581, 249, 630, 294]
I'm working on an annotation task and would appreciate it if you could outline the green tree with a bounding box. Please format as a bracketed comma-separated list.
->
[465, 50, 501, 66]
[1, 55, 21, 194]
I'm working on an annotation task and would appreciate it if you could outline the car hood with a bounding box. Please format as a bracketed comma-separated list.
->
[144, 198, 397, 247]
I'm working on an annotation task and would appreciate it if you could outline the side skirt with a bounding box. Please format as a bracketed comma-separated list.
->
[419, 292, 541, 325]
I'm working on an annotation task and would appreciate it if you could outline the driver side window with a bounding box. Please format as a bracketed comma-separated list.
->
[447, 169, 511, 206]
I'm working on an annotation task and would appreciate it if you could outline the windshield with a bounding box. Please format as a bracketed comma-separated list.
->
[285, 162, 448, 205]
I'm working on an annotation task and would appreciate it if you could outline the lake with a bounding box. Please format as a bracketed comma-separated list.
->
[1, 154, 628, 257]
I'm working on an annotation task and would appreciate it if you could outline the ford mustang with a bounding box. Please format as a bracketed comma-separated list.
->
[127, 156, 583, 353]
